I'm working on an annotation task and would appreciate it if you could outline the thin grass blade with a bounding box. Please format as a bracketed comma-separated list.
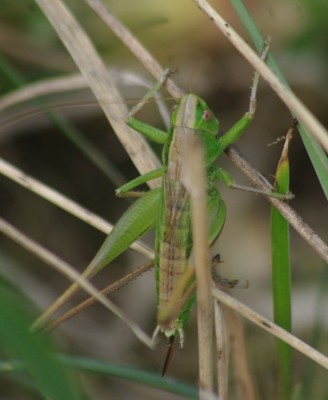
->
[271, 129, 293, 399]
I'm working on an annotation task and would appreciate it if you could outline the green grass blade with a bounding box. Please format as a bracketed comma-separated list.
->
[59, 355, 198, 399]
[0, 276, 85, 400]
[229, 0, 328, 200]
[270, 131, 293, 399]
[0, 355, 199, 399]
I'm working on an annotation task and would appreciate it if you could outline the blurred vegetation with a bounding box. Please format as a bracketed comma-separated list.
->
[0, 0, 327, 399]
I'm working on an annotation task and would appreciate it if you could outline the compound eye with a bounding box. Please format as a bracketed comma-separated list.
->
[202, 109, 213, 122]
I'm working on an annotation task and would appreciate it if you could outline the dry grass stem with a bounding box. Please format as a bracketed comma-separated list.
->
[181, 131, 214, 397]
[227, 311, 256, 400]
[46, 261, 153, 331]
[194, 0, 328, 153]
[0, 217, 153, 348]
[34, 0, 161, 185]
[0, 68, 171, 130]
[84, 0, 184, 99]
[212, 287, 328, 370]
[0, 157, 153, 259]
[227, 146, 328, 264]
[214, 300, 229, 400]
[0, 74, 88, 112]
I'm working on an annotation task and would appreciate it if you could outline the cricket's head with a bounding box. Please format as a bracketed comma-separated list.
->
[172, 94, 220, 135]
[170, 94, 221, 166]
[193, 95, 220, 136]
[180, 94, 220, 166]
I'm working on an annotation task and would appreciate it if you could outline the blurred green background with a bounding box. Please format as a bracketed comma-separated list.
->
[0, 0, 327, 399]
